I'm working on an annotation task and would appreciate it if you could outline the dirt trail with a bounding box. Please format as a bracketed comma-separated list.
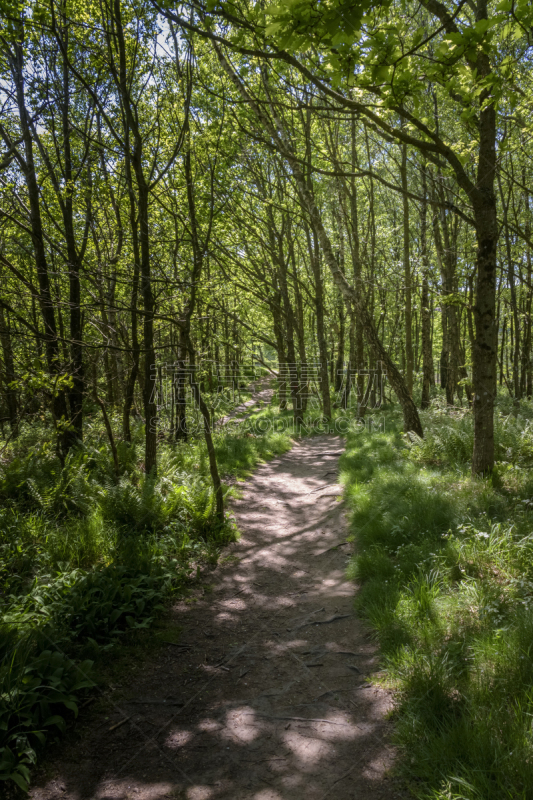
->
[31, 435, 405, 800]
[217, 378, 272, 427]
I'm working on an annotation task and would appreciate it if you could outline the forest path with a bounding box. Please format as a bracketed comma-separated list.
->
[217, 377, 273, 428]
[31, 436, 406, 800]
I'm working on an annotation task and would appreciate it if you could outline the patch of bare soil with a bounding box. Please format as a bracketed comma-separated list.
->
[30, 435, 407, 800]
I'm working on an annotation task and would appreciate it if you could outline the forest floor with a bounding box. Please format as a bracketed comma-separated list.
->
[29, 435, 407, 800]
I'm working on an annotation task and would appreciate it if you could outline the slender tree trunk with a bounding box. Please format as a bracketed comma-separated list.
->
[94, 389, 119, 476]
[401, 142, 413, 396]
[309, 230, 332, 420]
[335, 292, 345, 394]
[59, 21, 84, 443]
[0, 304, 18, 434]
[344, 311, 356, 409]
[10, 34, 70, 451]
[175, 327, 188, 441]
[524, 198, 533, 397]
[270, 298, 288, 409]
[471, 114, 498, 473]
[185, 332, 224, 524]
[114, 0, 157, 472]
[277, 232, 302, 425]
[420, 165, 432, 409]
[302, 107, 331, 422]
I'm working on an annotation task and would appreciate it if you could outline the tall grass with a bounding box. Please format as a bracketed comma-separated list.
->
[342, 400, 533, 799]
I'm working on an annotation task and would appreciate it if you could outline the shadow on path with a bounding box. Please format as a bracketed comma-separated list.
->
[31, 436, 406, 800]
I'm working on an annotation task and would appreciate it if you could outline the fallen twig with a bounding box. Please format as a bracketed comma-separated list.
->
[313, 614, 352, 625]
[163, 641, 191, 649]
[109, 716, 131, 731]
[218, 588, 246, 602]
[316, 542, 350, 555]
[295, 613, 352, 630]
[291, 607, 326, 630]
[304, 482, 340, 496]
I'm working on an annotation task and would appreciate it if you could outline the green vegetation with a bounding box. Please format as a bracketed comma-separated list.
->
[2, 0, 533, 793]
[342, 398, 533, 799]
[0, 400, 292, 791]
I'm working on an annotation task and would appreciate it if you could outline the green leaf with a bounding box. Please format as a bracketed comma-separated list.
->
[43, 715, 66, 731]
[5, 771, 29, 791]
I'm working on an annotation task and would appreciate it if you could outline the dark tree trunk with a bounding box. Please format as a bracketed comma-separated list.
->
[271, 300, 288, 409]
[0, 305, 18, 434]
[114, 0, 157, 472]
[59, 22, 84, 444]
[420, 166, 432, 410]
[471, 101, 498, 475]
[523, 206, 533, 397]
[174, 328, 188, 442]
[401, 142, 413, 396]
[335, 293, 345, 394]
[185, 333, 224, 524]
[10, 35, 70, 451]
[308, 229, 332, 420]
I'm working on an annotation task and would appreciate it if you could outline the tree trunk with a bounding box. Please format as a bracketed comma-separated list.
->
[309, 229, 332, 420]
[420, 165, 432, 410]
[523, 200, 533, 397]
[471, 101, 498, 474]
[113, 0, 157, 473]
[401, 142, 413, 396]
[10, 34, 70, 451]
[174, 328, 188, 441]
[184, 333, 224, 525]
[59, 21, 84, 444]
[0, 304, 18, 434]
[335, 292, 345, 394]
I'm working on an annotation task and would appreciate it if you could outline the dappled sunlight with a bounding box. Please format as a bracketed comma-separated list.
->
[186, 787, 215, 800]
[220, 708, 263, 743]
[29, 437, 399, 800]
[282, 729, 335, 766]
[94, 781, 177, 800]
[164, 728, 196, 748]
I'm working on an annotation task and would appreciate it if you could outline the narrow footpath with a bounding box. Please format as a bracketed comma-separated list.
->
[31, 436, 406, 800]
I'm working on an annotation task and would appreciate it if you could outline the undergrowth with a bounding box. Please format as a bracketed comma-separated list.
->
[0, 392, 292, 791]
[342, 396, 533, 800]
